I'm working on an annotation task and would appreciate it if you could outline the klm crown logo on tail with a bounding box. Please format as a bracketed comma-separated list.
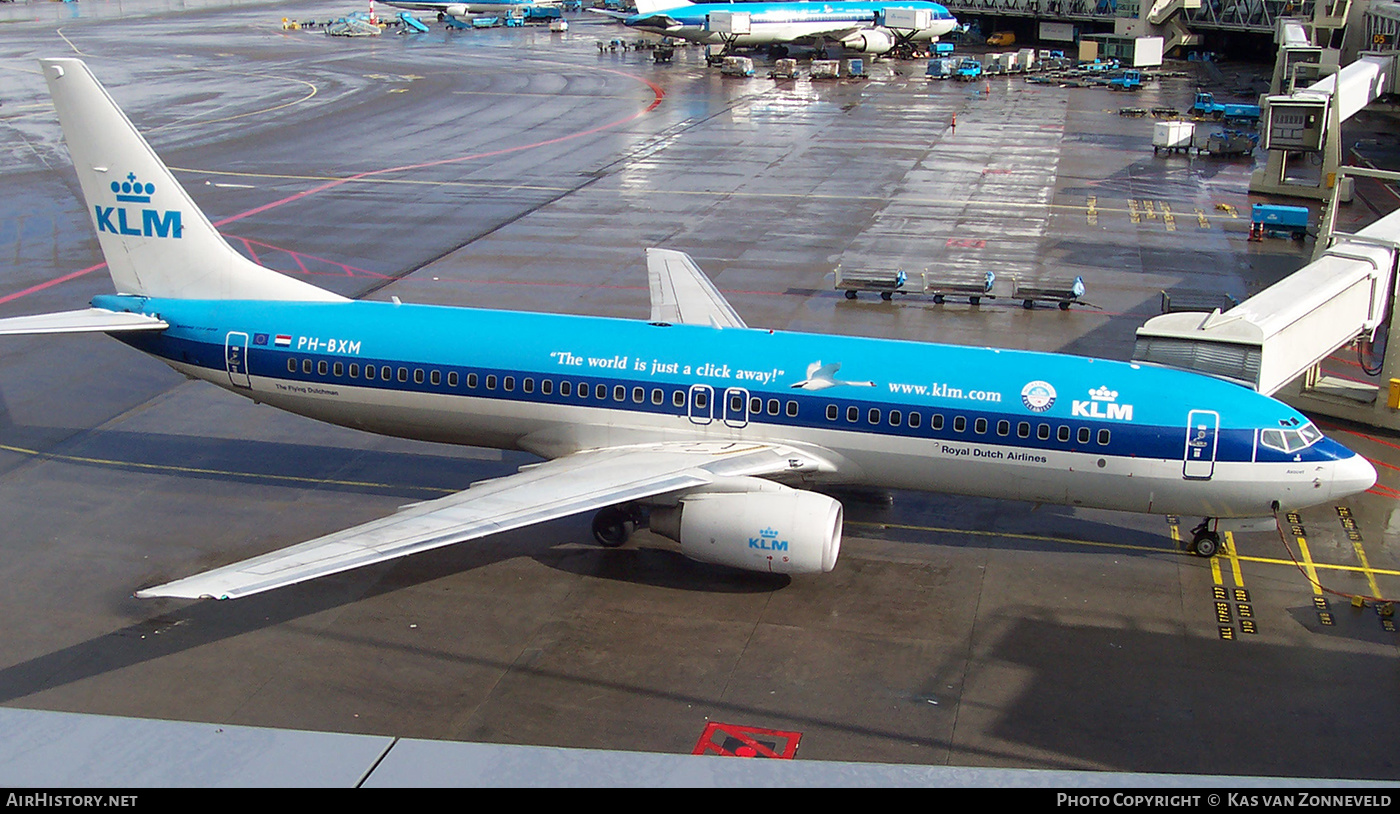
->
[95, 172, 183, 239]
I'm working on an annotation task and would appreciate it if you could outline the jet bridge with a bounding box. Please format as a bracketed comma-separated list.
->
[1251, 21, 1397, 200]
[1134, 176, 1400, 429]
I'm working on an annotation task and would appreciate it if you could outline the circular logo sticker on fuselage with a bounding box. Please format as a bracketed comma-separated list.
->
[1021, 380, 1056, 413]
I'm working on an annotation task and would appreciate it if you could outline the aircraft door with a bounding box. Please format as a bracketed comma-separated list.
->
[1182, 409, 1219, 480]
[723, 387, 750, 428]
[225, 331, 251, 389]
[688, 384, 713, 425]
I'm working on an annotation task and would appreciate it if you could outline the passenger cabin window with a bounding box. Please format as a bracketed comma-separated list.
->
[633, 387, 645, 404]
[786, 401, 798, 417]
[486, 374, 497, 390]
[1097, 429, 1110, 445]
[1018, 422, 1030, 438]
[504, 376, 515, 392]
[523, 378, 533, 393]
[449, 371, 459, 387]
[614, 385, 626, 402]
[318, 361, 328, 376]
[1078, 427, 1091, 444]
[414, 369, 424, 384]
[431, 370, 441, 386]
[932, 414, 944, 431]
[974, 417, 987, 434]
[350, 363, 360, 378]
[539, 379, 550, 394]
[953, 416, 966, 433]
[827, 405, 839, 421]
[468, 373, 479, 389]
[889, 410, 901, 427]
[908, 412, 920, 428]
[287, 359, 296, 373]
[997, 420, 1010, 436]
[846, 406, 858, 423]
[333, 362, 344, 377]
[1057, 426, 1071, 443]
[1038, 424, 1051, 440]
[561, 381, 572, 397]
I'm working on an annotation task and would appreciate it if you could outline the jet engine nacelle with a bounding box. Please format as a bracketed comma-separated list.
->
[650, 486, 842, 574]
[444, 4, 471, 18]
[840, 27, 897, 54]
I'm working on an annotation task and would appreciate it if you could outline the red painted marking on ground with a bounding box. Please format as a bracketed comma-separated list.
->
[692, 722, 800, 759]
[1, 68, 665, 304]
[945, 238, 986, 249]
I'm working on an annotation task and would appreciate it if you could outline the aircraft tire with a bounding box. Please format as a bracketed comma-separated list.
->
[592, 506, 635, 547]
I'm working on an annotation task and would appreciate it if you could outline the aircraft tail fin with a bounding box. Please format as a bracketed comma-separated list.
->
[633, 0, 692, 15]
[39, 59, 343, 302]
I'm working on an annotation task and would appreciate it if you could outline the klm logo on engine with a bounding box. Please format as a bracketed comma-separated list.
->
[749, 527, 789, 552]
[94, 173, 182, 239]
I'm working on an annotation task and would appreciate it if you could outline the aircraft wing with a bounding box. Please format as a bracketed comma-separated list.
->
[647, 248, 748, 329]
[136, 441, 816, 600]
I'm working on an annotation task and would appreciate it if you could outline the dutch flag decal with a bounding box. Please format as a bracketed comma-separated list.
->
[274, 335, 291, 347]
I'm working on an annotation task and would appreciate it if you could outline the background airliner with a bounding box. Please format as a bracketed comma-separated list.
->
[601, 0, 959, 55]
[1, 59, 1376, 601]
[379, 0, 561, 18]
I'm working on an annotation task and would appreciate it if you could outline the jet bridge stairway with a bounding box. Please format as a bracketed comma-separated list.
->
[1133, 186, 1400, 430]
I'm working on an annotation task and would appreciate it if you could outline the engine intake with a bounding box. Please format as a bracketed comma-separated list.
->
[650, 486, 842, 574]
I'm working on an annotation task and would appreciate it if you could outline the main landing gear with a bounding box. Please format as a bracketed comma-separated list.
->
[1190, 518, 1221, 558]
[592, 505, 641, 547]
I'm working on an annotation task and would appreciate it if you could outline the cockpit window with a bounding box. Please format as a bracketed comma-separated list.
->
[1260, 422, 1323, 453]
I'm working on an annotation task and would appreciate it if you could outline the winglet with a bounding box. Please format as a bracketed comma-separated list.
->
[646, 248, 747, 329]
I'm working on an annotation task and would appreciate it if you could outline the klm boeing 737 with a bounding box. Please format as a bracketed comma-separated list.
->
[601, 0, 959, 55]
[1, 59, 1376, 600]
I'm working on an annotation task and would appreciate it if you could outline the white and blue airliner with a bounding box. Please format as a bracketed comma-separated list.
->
[2, 59, 1376, 600]
[603, 0, 959, 55]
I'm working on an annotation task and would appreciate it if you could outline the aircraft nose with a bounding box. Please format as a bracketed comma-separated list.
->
[1332, 452, 1377, 500]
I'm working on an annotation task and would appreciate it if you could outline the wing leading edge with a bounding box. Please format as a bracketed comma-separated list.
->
[136, 441, 816, 600]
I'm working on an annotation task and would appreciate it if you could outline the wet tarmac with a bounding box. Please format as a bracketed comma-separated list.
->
[0, 0, 1396, 779]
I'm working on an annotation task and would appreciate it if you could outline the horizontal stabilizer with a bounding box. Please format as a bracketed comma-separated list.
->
[0, 308, 167, 336]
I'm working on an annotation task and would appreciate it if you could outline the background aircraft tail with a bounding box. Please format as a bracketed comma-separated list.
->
[39, 59, 343, 302]
[632, 0, 692, 14]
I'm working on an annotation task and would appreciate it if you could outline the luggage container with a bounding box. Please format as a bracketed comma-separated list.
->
[810, 60, 840, 80]
[720, 56, 755, 77]
[1152, 120, 1195, 153]
[771, 58, 799, 79]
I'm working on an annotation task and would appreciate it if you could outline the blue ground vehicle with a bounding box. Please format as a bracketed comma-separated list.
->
[1192, 92, 1261, 124]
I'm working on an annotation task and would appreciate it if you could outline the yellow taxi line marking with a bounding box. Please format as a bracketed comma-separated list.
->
[1353, 538, 1383, 599]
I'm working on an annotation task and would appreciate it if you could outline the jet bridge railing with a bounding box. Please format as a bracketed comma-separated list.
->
[1133, 206, 1400, 422]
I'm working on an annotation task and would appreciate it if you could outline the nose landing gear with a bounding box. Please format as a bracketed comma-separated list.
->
[1190, 518, 1220, 558]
